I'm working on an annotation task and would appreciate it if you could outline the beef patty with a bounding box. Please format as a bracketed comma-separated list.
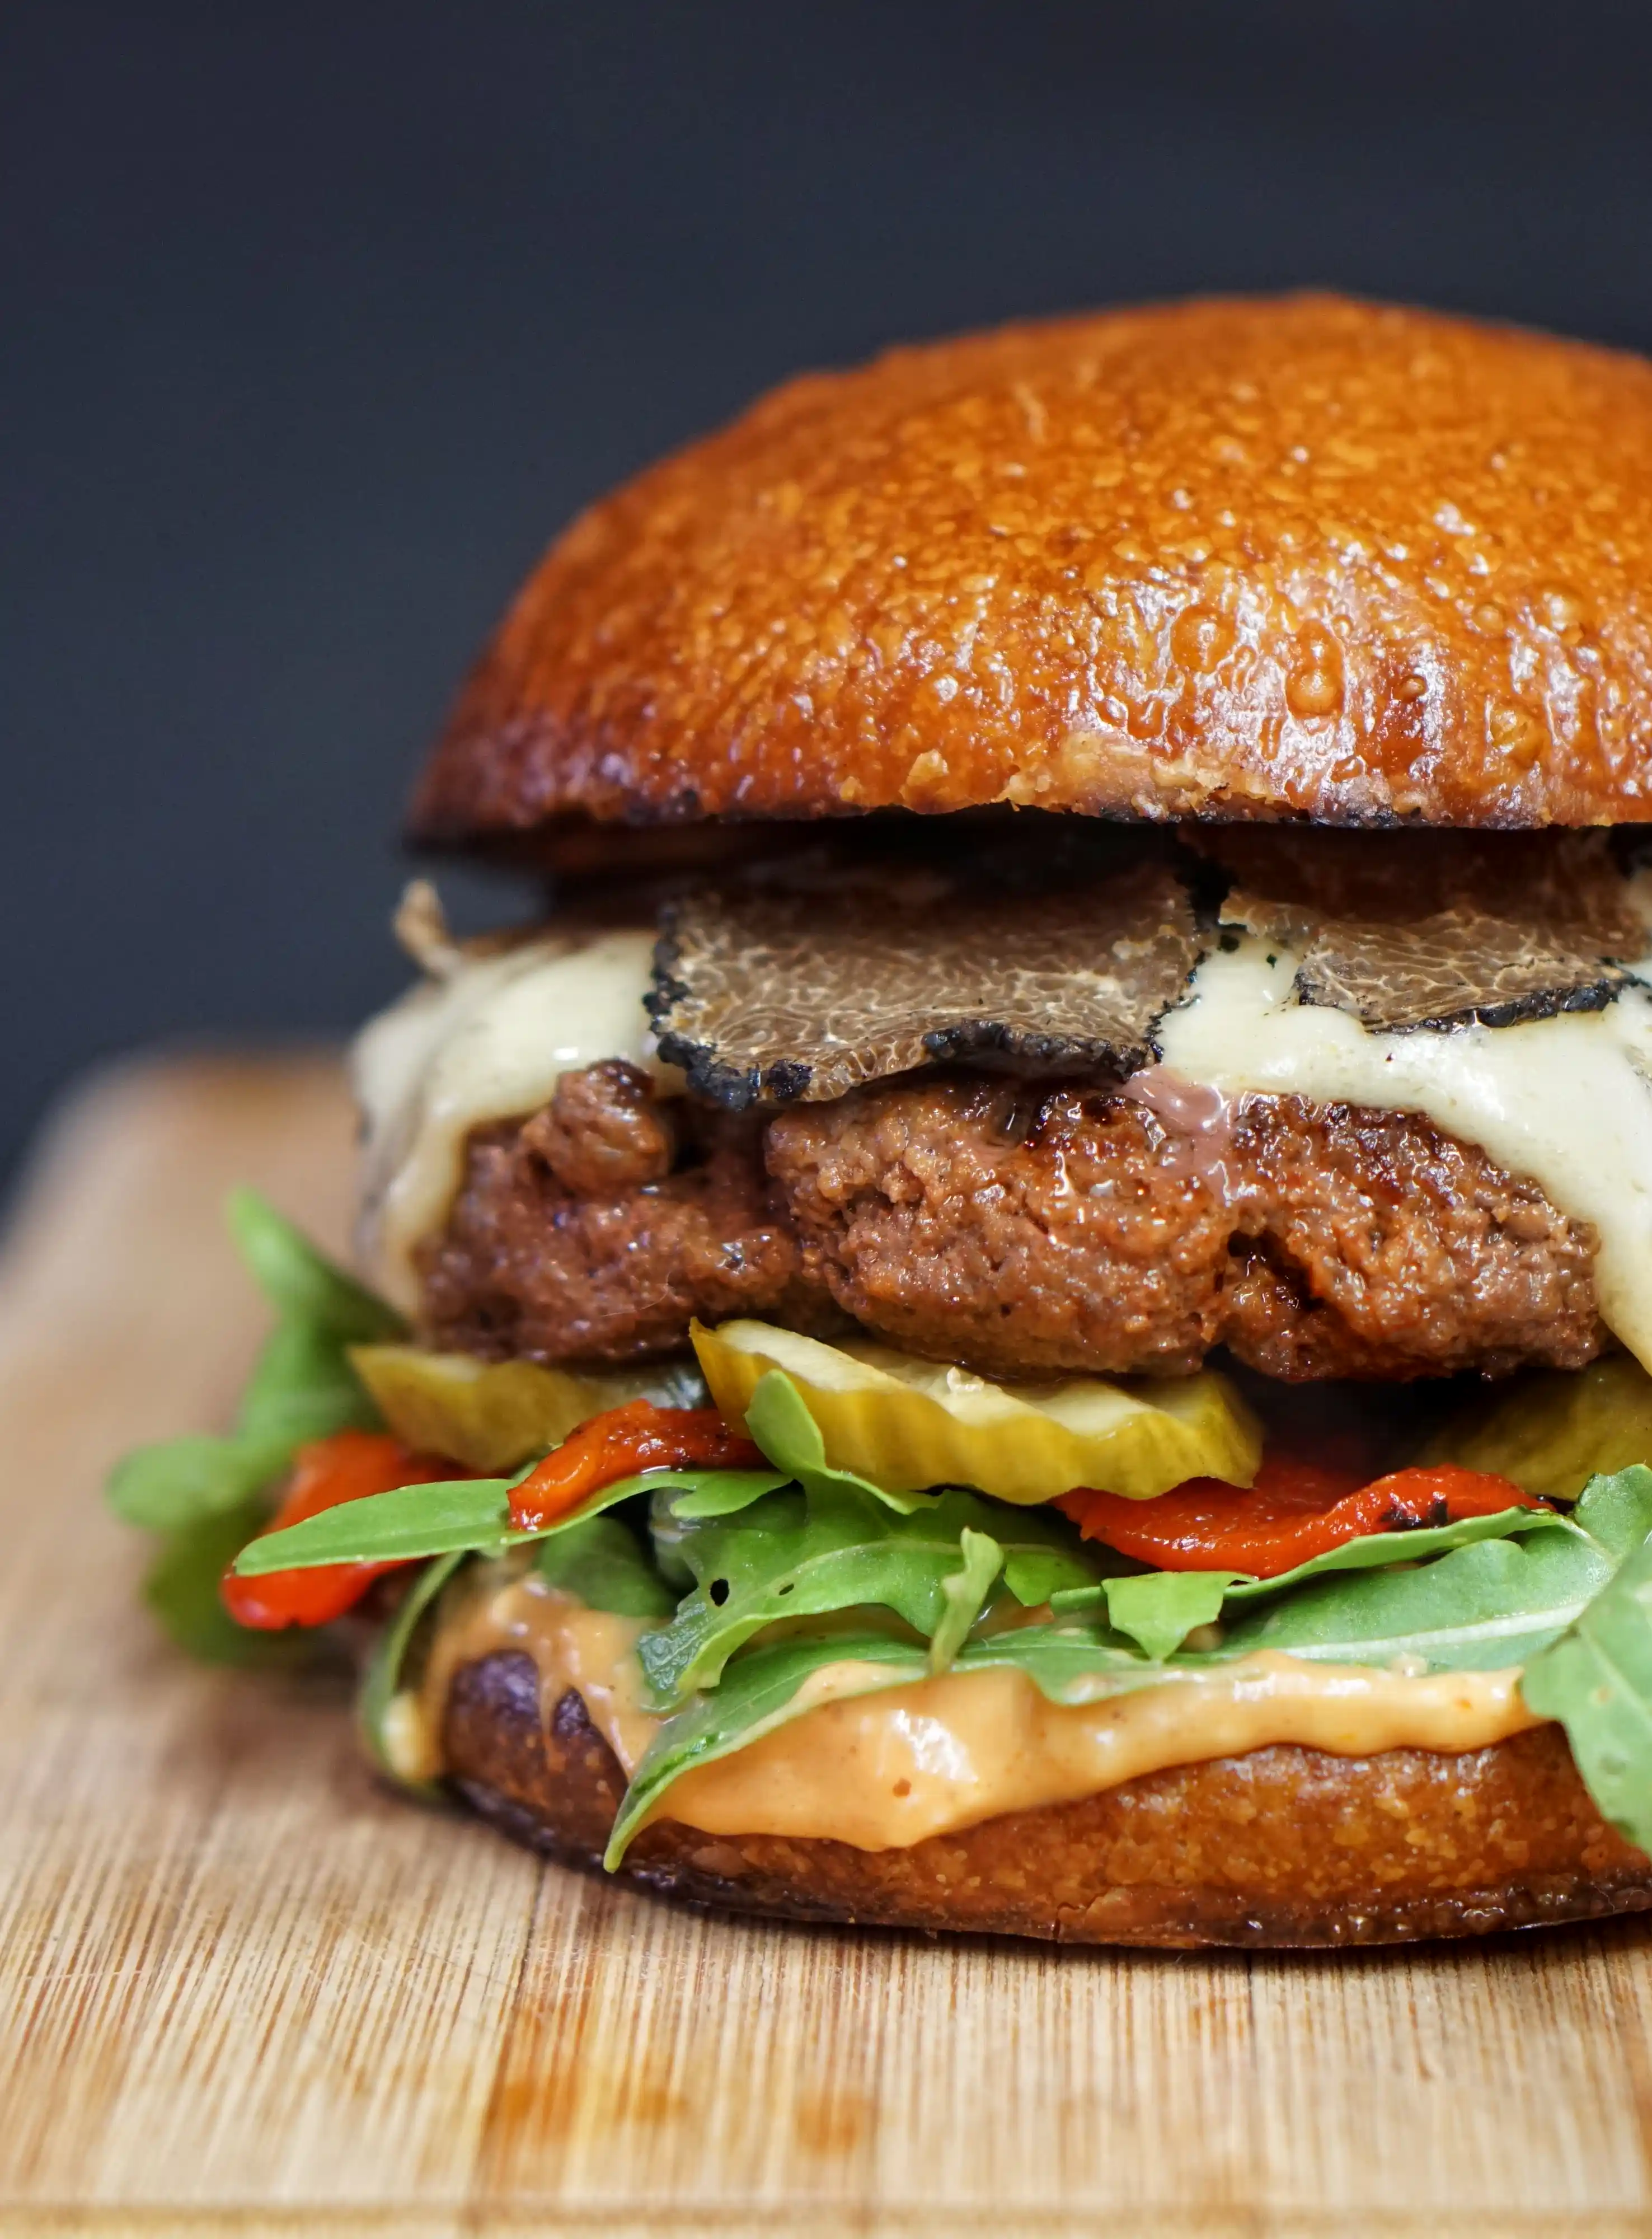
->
[420, 1061, 1603, 1381]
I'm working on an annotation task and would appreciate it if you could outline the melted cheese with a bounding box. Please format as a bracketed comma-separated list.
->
[351, 927, 673, 1311]
[398, 1575, 1541, 1852]
[1157, 934, 1652, 1371]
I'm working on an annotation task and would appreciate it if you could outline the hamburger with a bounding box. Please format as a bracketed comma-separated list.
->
[110, 293, 1652, 1946]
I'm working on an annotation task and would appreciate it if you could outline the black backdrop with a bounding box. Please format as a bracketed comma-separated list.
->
[7, 0, 1652, 1198]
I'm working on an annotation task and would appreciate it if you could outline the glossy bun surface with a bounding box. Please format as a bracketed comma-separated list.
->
[413, 295, 1652, 845]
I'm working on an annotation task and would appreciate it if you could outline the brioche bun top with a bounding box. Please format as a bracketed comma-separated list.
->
[411, 294, 1652, 852]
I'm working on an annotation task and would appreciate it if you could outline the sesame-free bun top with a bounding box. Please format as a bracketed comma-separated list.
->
[411, 294, 1652, 849]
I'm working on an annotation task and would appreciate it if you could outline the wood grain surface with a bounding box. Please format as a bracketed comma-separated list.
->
[3, 1055, 1652, 2238]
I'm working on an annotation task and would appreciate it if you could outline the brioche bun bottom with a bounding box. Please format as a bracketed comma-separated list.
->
[440, 1652, 1652, 1948]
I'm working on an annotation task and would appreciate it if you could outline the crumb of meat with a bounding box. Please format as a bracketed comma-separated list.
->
[417, 1064, 837, 1365]
[522, 1060, 677, 1195]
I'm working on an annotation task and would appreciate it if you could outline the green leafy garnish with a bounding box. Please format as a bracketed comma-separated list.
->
[1049, 1503, 1569, 1657]
[741, 1370, 937, 1513]
[237, 1318, 383, 1445]
[1220, 1474, 1649, 1671]
[143, 1497, 318, 1667]
[233, 1477, 514, 1571]
[637, 1480, 1099, 1704]
[109, 1429, 295, 1534]
[1521, 1516, 1652, 1853]
[534, 1515, 677, 1619]
[358, 1550, 470, 1789]
[107, 1192, 401, 1537]
[930, 1528, 1005, 1671]
[226, 1187, 405, 1342]
[608, 1633, 931, 1863]
[607, 1619, 1192, 1865]
[231, 1466, 789, 1572]
[1101, 1569, 1236, 1660]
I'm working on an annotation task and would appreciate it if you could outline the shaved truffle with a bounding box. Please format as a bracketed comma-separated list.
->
[648, 865, 1205, 1109]
[1214, 830, 1646, 1032]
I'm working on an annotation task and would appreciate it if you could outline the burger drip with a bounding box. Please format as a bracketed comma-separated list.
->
[1115, 1066, 1246, 1201]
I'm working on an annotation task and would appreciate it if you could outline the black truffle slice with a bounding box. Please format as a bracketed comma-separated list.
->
[1186, 826, 1644, 948]
[649, 864, 1206, 1108]
[1224, 891, 1641, 1033]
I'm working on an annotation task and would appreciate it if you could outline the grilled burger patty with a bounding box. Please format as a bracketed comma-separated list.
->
[418, 1060, 1602, 1381]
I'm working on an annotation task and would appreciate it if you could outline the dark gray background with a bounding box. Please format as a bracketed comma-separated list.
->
[8, 0, 1652, 1200]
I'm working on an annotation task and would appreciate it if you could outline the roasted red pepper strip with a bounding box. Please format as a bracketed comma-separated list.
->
[222, 1429, 461, 1630]
[1057, 1457, 1543, 1580]
[509, 1400, 763, 1532]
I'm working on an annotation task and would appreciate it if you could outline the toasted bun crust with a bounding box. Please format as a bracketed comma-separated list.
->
[413, 294, 1652, 851]
[443, 1654, 1652, 1948]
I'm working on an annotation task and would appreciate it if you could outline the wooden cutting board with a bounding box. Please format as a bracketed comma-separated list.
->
[3, 1054, 1651, 2239]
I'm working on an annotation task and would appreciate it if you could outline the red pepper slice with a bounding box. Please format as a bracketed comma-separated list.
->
[509, 1400, 763, 1532]
[221, 1429, 461, 1630]
[1057, 1456, 1543, 1580]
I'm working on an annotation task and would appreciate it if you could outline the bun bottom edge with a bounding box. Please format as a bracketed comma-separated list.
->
[442, 1651, 1652, 1949]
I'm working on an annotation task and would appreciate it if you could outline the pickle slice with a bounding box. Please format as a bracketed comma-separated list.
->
[349, 1345, 707, 1473]
[1421, 1351, 1652, 1503]
[691, 1319, 1260, 1504]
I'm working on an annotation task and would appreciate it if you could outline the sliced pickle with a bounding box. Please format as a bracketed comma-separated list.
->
[1420, 1351, 1652, 1503]
[691, 1319, 1260, 1504]
[350, 1345, 707, 1473]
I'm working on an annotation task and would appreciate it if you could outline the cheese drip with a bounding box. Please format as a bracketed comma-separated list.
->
[396, 1573, 1541, 1853]
[351, 926, 677, 1311]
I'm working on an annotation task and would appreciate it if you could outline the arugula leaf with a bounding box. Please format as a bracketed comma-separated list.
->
[226, 1188, 406, 1341]
[1223, 1529, 1607, 1669]
[1102, 1569, 1236, 1660]
[743, 1371, 936, 1512]
[1213, 1472, 1651, 1672]
[231, 1466, 786, 1572]
[954, 1620, 1184, 1701]
[930, 1528, 1004, 1671]
[1049, 1505, 1569, 1657]
[143, 1496, 318, 1667]
[607, 1633, 931, 1863]
[1520, 1478, 1652, 1852]
[358, 1550, 470, 1788]
[237, 1318, 381, 1445]
[234, 1476, 514, 1570]
[111, 1320, 384, 1531]
[641, 1465, 792, 1522]
[1224, 1505, 1571, 1600]
[534, 1515, 677, 1618]
[1555, 1464, 1652, 1563]
[638, 1481, 1099, 1703]
[1004, 1542, 1130, 1608]
[109, 1431, 295, 1532]
[107, 1199, 400, 1543]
